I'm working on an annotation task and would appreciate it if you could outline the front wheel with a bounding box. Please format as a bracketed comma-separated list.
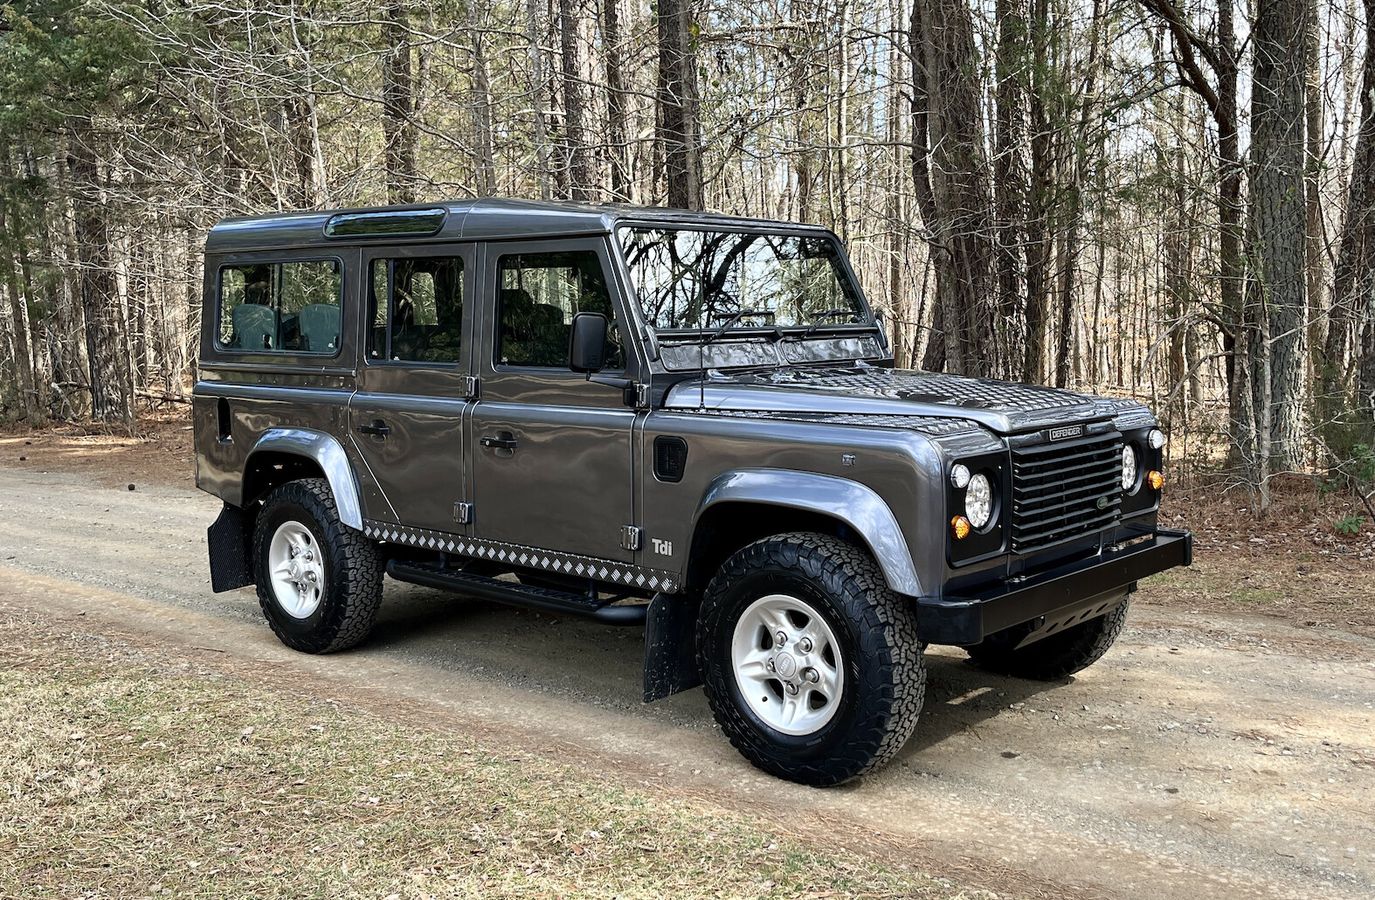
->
[252, 478, 383, 654]
[697, 533, 925, 786]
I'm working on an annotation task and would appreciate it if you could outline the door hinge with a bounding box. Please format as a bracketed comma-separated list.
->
[634, 383, 651, 409]
[620, 525, 642, 551]
[463, 375, 480, 399]
[453, 501, 473, 525]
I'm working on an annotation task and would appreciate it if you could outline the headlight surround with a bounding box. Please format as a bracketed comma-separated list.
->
[965, 472, 994, 529]
[1121, 444, 1139, 493]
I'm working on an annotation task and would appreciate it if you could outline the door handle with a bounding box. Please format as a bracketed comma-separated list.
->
[480, 434, 518, 451]
[358, 419, 391, 437]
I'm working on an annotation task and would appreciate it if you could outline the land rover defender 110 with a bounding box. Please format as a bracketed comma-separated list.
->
[194, 199, 1192, 785]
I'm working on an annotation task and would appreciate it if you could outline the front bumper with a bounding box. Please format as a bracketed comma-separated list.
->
[916, 528, 1193, 646]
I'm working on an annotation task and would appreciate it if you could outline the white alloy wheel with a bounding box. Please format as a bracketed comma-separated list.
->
[267, 520, 326, 618]
[731, 594, 845, 736]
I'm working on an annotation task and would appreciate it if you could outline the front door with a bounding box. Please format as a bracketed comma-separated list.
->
[348, 244, 475, 534]
[469, 238, 637, 562]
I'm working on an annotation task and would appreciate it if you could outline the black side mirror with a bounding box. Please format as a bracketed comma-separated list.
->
[569, 311, 610, 373]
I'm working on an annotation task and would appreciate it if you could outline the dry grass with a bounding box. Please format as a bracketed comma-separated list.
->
[1145, 475, 1375, 635]
[0, 613, 992, 900]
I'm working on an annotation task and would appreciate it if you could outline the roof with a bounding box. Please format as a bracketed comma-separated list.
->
[205, 197, 830, 254]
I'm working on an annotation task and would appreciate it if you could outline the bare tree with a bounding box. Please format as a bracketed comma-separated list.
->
[1249, 0, 1311, 469]
[910, 0, 998, 376]
[656, 0, 703, 210]
[382, 0, 418, 204]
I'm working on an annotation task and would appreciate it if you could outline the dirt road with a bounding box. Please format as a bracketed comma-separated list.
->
[3, 465, 1373, 899]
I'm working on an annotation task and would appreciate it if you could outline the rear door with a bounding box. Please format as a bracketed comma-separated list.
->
[348, 243, 475, 533]
[468, 238, 637, 562]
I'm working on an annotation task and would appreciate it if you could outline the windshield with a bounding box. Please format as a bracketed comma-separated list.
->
[617, 227, 868, 333]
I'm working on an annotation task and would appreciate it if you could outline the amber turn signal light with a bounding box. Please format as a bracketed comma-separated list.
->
[1147, 470, 1164, 491]
[951, 515, 972, 540]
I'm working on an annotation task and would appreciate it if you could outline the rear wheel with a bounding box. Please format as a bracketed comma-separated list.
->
[966, 595, 1131, 680]
[252, 478, 383, 653]
[697, 533, 925, 786]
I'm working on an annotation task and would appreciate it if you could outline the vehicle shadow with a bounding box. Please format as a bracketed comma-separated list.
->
[897, 650, 1064, 756]
[364, 583, 1069, 756]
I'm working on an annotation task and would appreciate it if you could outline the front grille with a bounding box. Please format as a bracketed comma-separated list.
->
[1010, 432, 1123, 553]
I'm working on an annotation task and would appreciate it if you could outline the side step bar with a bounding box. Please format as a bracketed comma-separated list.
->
[385, 560, 648, 626]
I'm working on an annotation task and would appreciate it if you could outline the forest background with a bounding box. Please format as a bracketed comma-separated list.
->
[2, 0, 1373, 514]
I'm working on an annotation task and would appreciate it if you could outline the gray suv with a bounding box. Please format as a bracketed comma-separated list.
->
[194, 199, 1191, 785]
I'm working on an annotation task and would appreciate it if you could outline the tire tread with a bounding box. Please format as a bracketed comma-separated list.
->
[697, 532, 925, 786]
[253, 478, 383, 654]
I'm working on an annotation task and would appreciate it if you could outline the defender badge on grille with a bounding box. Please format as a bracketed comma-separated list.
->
[1048, 424, 1085, 441]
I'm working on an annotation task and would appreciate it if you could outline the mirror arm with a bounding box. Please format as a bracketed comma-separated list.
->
[587, 373, 638, 407]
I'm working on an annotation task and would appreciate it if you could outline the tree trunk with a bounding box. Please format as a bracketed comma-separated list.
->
[656, 0, 703, 209]
[0, 163, 37, 422]
[909, 0, 998, 377]
[382, 0, 418, 204]
[602, 0, 631, 201]
[1217, 0, 1248, 465]
[525, 0, 552, 199]
[993, 0, 1029, 379]
[1250, 0, 1310, 468]
[557, 0, 592, 200]
[1304, 0, 1326, 359]
[1022, 0, 1053, 383]
[1326, 0, 1375, 428]
[66, 133, 131, 424]
[468, 0, 497, 196]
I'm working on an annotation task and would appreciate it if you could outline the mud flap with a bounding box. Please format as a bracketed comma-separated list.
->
[643, 592, 702, 702]
[207, 503, 253, 592]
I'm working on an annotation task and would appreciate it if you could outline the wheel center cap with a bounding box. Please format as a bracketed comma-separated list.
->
[774, 651, 798, 679]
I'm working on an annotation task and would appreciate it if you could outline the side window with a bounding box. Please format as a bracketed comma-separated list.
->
[368, 256, 464, 364]
[496, 251, 624, 369]
[217, 259, 342, 354]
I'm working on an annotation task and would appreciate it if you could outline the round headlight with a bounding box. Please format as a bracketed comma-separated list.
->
[1148, 428, 1166, 450]
[950, 463, 972, 489]
[1121, 444, 1139, 492]
[966, 473, 993, 529]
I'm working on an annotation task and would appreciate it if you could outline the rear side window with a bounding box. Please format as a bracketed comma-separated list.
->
[368, 256, 464, 364]
[217, 259, 342, 354]
[495, 251, 624, 369]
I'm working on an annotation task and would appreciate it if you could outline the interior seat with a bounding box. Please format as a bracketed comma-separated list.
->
[299, 303, 341, 353]
[232, 304, 276, 350]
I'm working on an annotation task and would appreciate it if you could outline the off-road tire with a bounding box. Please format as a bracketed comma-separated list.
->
[252, 478, 383, 653]
[966, 596, 1130, 680]
[697, 533, 925, 786]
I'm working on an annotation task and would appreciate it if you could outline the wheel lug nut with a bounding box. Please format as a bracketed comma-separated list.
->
[785, 682, 799, 695]
[775, 631, 787, 646]
[798, 637, 813, 653]
[803, 667, 820, 683]
[766, 658, 776, 672]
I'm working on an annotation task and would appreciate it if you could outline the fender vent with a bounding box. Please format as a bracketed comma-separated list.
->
[653, 436, 689, 483]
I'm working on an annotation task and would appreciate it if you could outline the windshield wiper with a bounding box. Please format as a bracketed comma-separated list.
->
[696, 309, 774, 409]
[699, 309, 774, 348]
[798, 308, 857, 338]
